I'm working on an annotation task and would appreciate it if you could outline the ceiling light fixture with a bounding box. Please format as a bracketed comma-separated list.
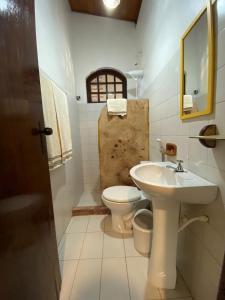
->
[103, 0, 120, 9]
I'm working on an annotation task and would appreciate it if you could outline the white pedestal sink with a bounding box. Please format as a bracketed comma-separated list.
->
[130, 162, 217, 289]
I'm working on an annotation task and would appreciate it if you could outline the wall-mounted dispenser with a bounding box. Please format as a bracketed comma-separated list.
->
[125, 70, 144, 99]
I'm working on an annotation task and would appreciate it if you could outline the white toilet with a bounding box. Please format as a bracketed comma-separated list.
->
[102, 185, 142, 233]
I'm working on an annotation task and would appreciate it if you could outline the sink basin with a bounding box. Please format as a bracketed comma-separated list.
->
[130, 162, 217, 204]
[130, 162, 217, 289]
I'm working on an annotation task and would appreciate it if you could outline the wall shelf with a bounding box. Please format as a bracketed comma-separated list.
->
[189, 124, 225, 148]
[190, 135, 225, 140]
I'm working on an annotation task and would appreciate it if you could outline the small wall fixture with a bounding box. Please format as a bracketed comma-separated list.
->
[189, 124, 225, 148]
[125, 70, 144, 99]
[165, 143, 177, 156]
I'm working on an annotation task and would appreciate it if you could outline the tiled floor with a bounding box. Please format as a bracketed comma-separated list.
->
[59, 215, 192, 300]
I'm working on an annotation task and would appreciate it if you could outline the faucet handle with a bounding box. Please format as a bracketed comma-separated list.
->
[175, 160, 184, 172]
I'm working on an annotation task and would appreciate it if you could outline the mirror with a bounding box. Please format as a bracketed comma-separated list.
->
[180, 0, 214, 120]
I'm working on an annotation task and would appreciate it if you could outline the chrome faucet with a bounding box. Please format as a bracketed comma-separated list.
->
[175, 160, 184, 172]
[166, 160, 184, 172]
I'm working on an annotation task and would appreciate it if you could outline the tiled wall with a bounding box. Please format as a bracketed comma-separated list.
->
[78, 103, 106, 205]
[137, 0, 225, 299]
[35, 0, 83, 243]
[50, 98, 84, 242]
[70, 13, 139, 206]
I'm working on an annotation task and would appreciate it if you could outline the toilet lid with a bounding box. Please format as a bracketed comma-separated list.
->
[102, 186, 141, 203]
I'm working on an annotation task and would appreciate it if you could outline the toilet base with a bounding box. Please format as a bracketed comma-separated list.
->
[111, 214, 132, 234]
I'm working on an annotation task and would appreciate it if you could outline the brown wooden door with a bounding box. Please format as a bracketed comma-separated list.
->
[0, 0, 61, 299]
[217, 254, 225, 299]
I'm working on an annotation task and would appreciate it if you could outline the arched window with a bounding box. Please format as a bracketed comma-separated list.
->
[86, 68, 127, 103]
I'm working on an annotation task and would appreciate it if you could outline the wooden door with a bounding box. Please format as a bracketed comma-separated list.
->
[217, 254, 225, 299]
[0, 0, 61, 299]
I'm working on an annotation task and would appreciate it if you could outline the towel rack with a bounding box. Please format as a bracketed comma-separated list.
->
[189, 124, 225, 148]
[39, 68, 75, 99]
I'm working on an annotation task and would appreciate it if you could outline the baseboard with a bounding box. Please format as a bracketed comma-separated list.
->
[72, 205, 110, 216]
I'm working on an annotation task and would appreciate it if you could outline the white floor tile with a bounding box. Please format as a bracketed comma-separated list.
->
[159, 271, 191, 299]
[103, 233, 125, 258]
[104, 215, 113, 232]
[80, 232, 103, 259]
[126, 257, 161, 300]
[100, 258, 130, 300]
[59, 260, 78, 300]
[87, 215, 106, 232]
[70, 259, 102, 300]
[66, 216, 90, 233]
[124, 236, 142, 257]
[59, 233, 85, 260]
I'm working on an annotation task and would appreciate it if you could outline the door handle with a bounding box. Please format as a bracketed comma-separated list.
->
[32, 123, 53, 154]
[32, 126, 53, 136]
[39, 127, 53, 136]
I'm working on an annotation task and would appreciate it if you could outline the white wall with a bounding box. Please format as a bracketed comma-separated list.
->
[69, 13, 138, 201]
[136, 0, 225, 299]
[78, 103, 105, 200]
[70, 12, 138, 102]
[35, 0, 84, 243]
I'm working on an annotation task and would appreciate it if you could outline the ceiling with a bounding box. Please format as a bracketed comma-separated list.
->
[68, 0, 143, 23]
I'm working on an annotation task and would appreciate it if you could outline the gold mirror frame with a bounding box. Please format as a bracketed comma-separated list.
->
[180, 0, 214, 120]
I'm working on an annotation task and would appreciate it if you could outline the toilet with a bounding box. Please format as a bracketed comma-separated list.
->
[102, 185, 142, 233]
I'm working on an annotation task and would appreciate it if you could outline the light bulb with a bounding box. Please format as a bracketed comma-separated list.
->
[103, 0, 120, 9]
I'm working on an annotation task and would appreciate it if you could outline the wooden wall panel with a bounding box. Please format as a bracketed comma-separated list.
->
[99, 100, 149, 189]
[69, 0, 143, 23]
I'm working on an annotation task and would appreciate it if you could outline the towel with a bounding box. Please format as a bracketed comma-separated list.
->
[40, 73, 63, 170]
[183, 95, 193, 109]
[107, 98, 127, 116]
[52, 83, 73, 163]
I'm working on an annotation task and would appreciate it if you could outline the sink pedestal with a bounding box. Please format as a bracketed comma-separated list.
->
[148, 197, 180, 289]
[130, 162, 217, 289]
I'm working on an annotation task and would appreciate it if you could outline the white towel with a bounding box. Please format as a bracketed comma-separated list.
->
[40, 73, 63, 170]
[183, 95, 193, 109]
[107, 98, 127, 116]
[52, 83, 73, 163]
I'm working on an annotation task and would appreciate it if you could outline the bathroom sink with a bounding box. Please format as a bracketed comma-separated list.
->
[130, 162, 217, 204]
[130, 162, 217, 290]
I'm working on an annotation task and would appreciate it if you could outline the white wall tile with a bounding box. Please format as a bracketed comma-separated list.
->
[178, 229, 221, 300]
[137, 1, 225, 299]
[188, 139, 208, 165]
[151, 120, 161, 136]
[215, 65, 225, 103]
[216, 0, 225, 32]
[217, 28, 225, 69]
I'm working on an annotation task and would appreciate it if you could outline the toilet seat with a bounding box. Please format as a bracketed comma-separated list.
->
[102, 186, 141, 203]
